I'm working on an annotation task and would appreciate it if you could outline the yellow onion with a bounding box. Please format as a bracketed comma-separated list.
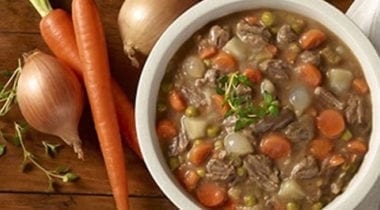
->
[17, 50, 84, 159]
[117, 0, 200, 68]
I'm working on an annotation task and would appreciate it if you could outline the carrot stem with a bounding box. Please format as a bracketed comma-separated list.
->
[29, 0, 53, 17]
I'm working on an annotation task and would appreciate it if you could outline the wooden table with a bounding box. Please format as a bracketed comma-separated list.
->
[0, 0, 352, 209]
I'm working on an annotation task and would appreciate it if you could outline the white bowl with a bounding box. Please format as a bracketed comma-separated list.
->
[136, 0, 380, 209]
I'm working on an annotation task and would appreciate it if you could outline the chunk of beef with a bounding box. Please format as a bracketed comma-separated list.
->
[209, 25, 230, 48]
[236, 20, 271, 49]
[206, 158, 236, 182]
[243, 154, 280, 192]
[345, 94, 366, 125]
[259, 59, 289, 81]
[180, 86, 207, 107]
[285, 115, 315, 142]
[195, 69, 218, 87]
[298, 50, 321, 66]
[277, 24, 297, 46]
[168, 131, 189, 157]
[251, 108, 295, 134]
[314, 87, 345, 110]
[291, 155, 319, 179]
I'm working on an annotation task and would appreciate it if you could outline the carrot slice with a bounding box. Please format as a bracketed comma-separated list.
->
[199, 46, 218, 59]
[298, 63, 322, 87]
[156, 119, 177, 140]
[329, 153, 345, 167]
[72, 0, 128, 209]
[346, 138, 367, 155]
[260, 133, 291, 159]
[352, 78, 369, 95]
[176, 168, 200, 190]
[212, 94, 230, 116]
[243, 68, 262, 83]
[299, 29, 326, 50]
[316, 109, 346, 138]
[188, 142, 213, 166]
[309, 138, 333, 160]
[212, 51, 237, 73]
[196, 181, 227, 207]
[168, 90, 187, 113]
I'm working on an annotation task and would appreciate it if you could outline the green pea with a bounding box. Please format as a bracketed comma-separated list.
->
[207, 124, 220, 137]
[161, 82, 173, 93]
[286, 202, 300, 210]
[185, 105, 199, 117]
[291, 18, 305, 34]
[196, 168, 206, 177]
[243, 195, 256, 207]
[261, 11, 275, 27]
[311, 202, 323, 210]
[169, 157, 180, 170]
[193, 139, 202, 146]
[341, 129, 353, 141]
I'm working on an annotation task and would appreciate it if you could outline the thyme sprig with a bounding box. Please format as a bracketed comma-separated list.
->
[216, 72, 280, 131]
[0, 59, 22, 116]
[15, 123, 78, 191]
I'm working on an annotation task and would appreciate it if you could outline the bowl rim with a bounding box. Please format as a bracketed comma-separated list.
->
[136, 0, 380, 209]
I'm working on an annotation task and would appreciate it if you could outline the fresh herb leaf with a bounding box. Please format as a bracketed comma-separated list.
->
[62, 172, 79, 182]
[42, 141, 61, 158]
[235, 117, 255, 131]
[0, 144, 5, 156]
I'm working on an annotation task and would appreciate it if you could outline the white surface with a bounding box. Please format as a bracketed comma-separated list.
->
[135, 0, 380, 209]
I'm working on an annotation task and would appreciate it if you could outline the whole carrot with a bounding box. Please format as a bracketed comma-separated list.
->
[72, 0, 128, 209]
[29, 0, 141, 158]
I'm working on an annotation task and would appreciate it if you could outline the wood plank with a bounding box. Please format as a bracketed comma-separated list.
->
[0, 193, 177, 210]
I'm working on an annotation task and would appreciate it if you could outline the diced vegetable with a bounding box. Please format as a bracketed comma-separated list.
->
[261, 11, 275, 27]
[309, 138, 332, 160]
[288, 85, 311, 116]
[260, 133, 291, 159]
[198, 46, 218, 59]
[346, 138, 367, 155]
[182, 55, 206, 78]
[196, 168, 206, 177]
[177, 168, 200, 190]
[329, 154, 345, 167]
[298, 63, 322, 87]
[243, 195, 257, 207]
[284, 43, 302, 63]
[320, 46, 341, 64]
[299, 29, 326, 50]
[196, 181, 227, 207]
[352, 78, 369, 95]
[278, 179, 305, 200]
[183, 117, 208, 140]
[260, 79, 276, 95]
[286, 202, 300, 210]
[341, 129, 353, 141]
[290, 18, 305, 34]
[212, 51, 237, 72]
[156, 119, 177, 140]
[327, 68, 353, 94]
[223, 37, 251, 61]
[185, 105, 199, 117]
[168, 90, 187, 112]
[244, 68, 263, 83]
[212, 94, 230, 116]
[316, 109, 345, 138]
[206, 124, 221, 138]
[169, 157, 180, 170]
[224, 133, 254, 156]
[188, 141, 213, 166]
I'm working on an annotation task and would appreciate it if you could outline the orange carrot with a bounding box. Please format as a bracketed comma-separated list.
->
[177, 168, 200, 190]
[156, 119, 177, 140]
[260, 133, 291, 159]
[309, 138, 333, 160]
[212, 94, 230, 116]
[188, 141, 213, 166]
[168, 90, 187, 112]
[346, 138, 367, 155]
[199, 46, 218, 59]
[316, 109, 346, 138]
[298, 63, 322, 87]
[352, 78, 369, 95]
[212, 51, 237, 72]
[30, 0, 141, 157]
[244, 15, 259, 25]
[329, 153, 345, 167]
[196, 181, 227, 207]
[299, 29, 326, 50]
[72, 0, 128, 209]
[243, 68, 262, 83]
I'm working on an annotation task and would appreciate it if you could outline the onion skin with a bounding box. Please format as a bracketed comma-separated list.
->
[117, 0, 200, 68]
[17, 51, 84, 159]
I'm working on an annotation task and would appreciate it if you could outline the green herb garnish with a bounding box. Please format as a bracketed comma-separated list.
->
[0, 59, 22, 116]
[42, 141, 62, 158]
[216, 72, 280, 131]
